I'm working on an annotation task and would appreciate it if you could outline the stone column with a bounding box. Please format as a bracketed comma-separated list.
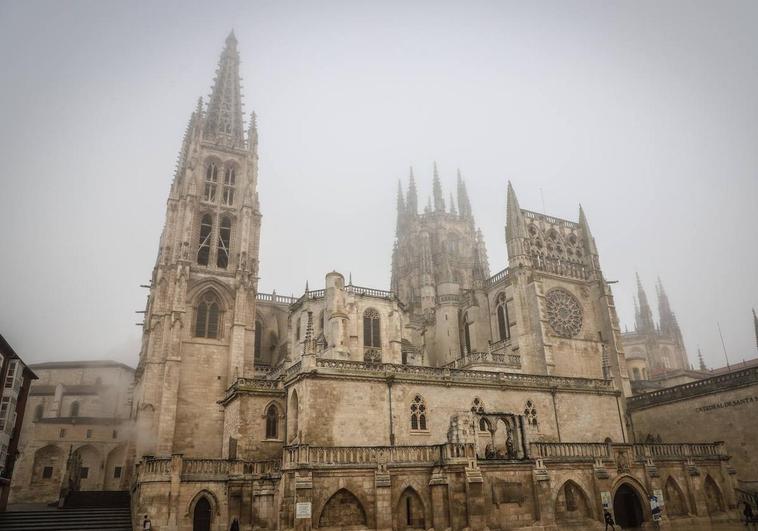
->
[532, 460, 556, 527]
[464, 461, 485, 530]
[374, 466, 392, 531]
[294, 469, 313, 531]
[165, 453, 183, 531]
[429, 467, 449, 530]
[682, 460, 708, 517]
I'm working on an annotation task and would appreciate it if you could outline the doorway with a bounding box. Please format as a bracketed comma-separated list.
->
[613, 484, 644, 528]
[193, 497, 212, 531]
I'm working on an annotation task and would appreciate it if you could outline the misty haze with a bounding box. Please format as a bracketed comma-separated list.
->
[0, 1, 756, 530]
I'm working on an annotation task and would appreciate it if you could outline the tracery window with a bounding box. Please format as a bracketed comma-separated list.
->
[216, 217, 231, 269]
[265, 404, 278, 439]
[471, 397, 485, 414]
[363, 309, 381, 348]
[524, 400, 538, 428]
[223, 166, 236, 205]
[197, 214, 213, 266]
[496, 293, 511, 341]
[195, 291, 221, 339]
[204, 162, 218, 202]
[410, 394, 427, 431]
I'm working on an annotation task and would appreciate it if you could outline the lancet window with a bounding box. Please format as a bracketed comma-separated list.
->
[265, 404, 278, 439]
[496, 293, 511, 341]
[197, 214, 213, 266]
[204, 162, 218, 202]
[195, 291, 221, 339]
[223, 166, 236, 205]
[363, 308, 381, 348]
[410, 394, 427, 431]
[254, 320, 263, 360]
[217, 217, 232, 269]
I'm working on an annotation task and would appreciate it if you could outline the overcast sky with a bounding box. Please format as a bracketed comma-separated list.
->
[1, 0, 756, 369]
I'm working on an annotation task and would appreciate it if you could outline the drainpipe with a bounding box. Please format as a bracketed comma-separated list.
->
[387, 377, 395, 446]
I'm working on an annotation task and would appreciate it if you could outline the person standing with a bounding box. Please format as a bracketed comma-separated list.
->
[604, 509, 616, 531]
[143, 514, 152, 530]
[230, 517, 240, 531]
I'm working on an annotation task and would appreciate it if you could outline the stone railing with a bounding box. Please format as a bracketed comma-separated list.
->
[256, 292, 298, 305]
[313, 358, 613, 392]
[530, 442, 611, 460]
[137, 456, 281, 483]
[345, 285, 394, 299]
[444, 351, 521, 370]
[530, 442, 726, 462]
[285, 443, 474, 467]
[627, 367, 758, 410]
[437, 294, 461, 304]
[223, 377, 283, 402]
[485, 268, 510, 288]
[181, 458, 280, 478]
[631, 442, 726, 460]
[489, 338, 511, 355]
[523, 210, 579, 229]
[139, 457, 172, 480]
[284, 361, 302, 380]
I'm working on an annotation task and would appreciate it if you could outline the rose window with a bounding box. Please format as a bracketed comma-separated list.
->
[545, 288, 583, 337]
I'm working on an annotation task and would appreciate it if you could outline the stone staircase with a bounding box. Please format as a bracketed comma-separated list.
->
[0, 491, 132, 530]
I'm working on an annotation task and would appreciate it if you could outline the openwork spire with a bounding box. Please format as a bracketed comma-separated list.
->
[457, 169, 472, 219]
[635, 273, 655, 332]
[698, 347, 707, 371]
[172, 97, 203, 189]
[432, 162, 445, 212]
[406, 167, 418, 216]
[396, 180, 406, 235]
[204, 31, 245, 146]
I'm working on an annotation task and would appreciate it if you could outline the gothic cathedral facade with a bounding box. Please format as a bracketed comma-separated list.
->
[129, 34, 741, 531]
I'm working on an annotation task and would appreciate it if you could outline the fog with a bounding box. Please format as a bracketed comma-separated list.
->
[0, 0, 756, 369]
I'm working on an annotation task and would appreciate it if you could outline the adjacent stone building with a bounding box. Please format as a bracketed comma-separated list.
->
[0, 334, 36, 510]
[126, 33, 745, 531]
[9, 360, 134, 505]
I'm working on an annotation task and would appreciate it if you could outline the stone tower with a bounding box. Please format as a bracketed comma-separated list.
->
[391, 165, 489, 365]
[505, 183, 630, 394]
[132, 32, 262, 458]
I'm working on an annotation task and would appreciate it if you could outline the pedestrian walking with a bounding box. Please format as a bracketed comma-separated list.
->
[604, 509, 616, 531]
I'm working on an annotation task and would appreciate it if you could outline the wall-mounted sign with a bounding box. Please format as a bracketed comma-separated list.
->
[296, 502, 311, 519]
[600, 491, 611, 509]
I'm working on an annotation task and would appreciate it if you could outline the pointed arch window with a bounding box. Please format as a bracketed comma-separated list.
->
[195, 292, 221, 339]
[410, 394, 427, 431]
[216, 217, 231, 269]
[265, 404, 278, 439]
[461, 311, 472, 354]
[197, 214, 213, 266]
[204, 162, 218, 202]
[254, 320, 263, 360]
[496, 293, 511, 341]
[223, 166, 236, 205]
[363, 309, 381, 348]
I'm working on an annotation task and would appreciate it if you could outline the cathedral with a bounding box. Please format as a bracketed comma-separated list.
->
[125, 34, 742, 530]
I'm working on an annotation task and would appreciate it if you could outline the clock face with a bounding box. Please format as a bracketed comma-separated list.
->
[545, 288, 583, 338]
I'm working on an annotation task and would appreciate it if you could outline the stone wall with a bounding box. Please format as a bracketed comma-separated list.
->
[628, 367, 758, 482]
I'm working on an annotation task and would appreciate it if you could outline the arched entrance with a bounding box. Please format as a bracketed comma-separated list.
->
[613, 484, 644, 528]
[396, 487, 425, 530]
[193, 497, 212, 531]
[318, 489, 366, 528]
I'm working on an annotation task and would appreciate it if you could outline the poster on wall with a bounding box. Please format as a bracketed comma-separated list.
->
[650, 495, 662, 521]
[296, 502, 312, 519]
[601, 491, 611, 509]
